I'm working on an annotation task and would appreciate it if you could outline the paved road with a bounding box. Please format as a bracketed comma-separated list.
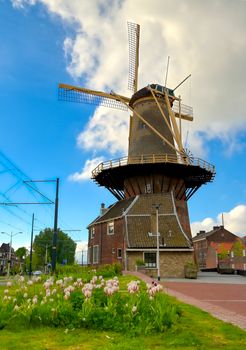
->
[163, 272, 246, 317]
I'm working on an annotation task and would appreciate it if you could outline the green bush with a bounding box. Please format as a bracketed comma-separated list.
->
[0, 274, 180, 335]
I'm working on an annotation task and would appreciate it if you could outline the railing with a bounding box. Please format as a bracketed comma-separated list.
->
[172, 101, 193, 117]
[91, 153, 215, 178]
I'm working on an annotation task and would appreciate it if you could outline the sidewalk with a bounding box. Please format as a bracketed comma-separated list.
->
[123, 270, 246, 331]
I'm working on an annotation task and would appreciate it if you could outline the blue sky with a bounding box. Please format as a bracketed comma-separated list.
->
[0, 0, 246, 252]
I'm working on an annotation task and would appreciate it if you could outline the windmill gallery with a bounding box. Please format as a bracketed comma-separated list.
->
[59, 22, 215, 278]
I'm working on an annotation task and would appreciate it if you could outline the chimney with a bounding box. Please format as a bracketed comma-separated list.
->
[213, 226, 219, 230]
[100, 203, 108, 216]
[198, 230, 206, 235]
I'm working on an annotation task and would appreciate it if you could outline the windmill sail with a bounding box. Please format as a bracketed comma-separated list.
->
[127, 22, 140, 93]
[58, 84, 129, 111]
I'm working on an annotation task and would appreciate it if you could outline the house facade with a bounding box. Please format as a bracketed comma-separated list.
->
[193, 226, 243, 270]
[88, 192, 194, 278]
[0, 243, 17, 275]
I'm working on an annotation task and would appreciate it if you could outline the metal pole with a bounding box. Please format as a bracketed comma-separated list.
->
[7, 233, 12, 278]
[52, 177, 59, 273]
[45, 244, 48, 274]
[164, 56, 170, 90]
[155, 205, 161, 281]
[29, 213, 34, 277]
[82, 250, 84, 266]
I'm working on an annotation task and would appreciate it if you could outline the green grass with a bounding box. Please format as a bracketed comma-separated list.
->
[0, 308, 246, 350]
[0, 274, 246, 349]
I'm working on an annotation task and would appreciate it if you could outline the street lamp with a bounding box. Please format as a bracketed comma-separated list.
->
[148, 204, 161, 281]
[1, 231, 23, 278]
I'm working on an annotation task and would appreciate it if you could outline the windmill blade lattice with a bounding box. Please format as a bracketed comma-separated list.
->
[58, 86, 128, 111]
[127, 22, 140, 92]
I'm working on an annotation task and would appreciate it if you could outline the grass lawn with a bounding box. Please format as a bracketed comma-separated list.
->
[0, 275, 245, 349]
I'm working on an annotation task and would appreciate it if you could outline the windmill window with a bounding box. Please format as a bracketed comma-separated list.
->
[145, 183, 151, 193]
[144, 252, 156, 268]
[107, 221, 114, 235]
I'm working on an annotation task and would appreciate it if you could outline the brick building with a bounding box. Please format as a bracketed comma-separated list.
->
[88, 192, 194, 278]
[193, 226, 241, 269]
[0, 243, 17, 274]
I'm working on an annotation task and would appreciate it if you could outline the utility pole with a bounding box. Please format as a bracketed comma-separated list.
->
[155, 204, 161, 281]
[52, 178, 59, 273]
[148, 204, 161, 281]
[45, 244, 48, 273]
[29, 213, 34, 277]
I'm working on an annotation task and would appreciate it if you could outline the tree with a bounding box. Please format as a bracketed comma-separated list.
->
[217, 244, 228, 260]
[15, 247, 28, 260]
[33, 228, 77, 269]
[232, 240, 244, 257]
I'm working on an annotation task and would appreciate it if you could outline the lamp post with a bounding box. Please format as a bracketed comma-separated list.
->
[1, 231, 23, 278]
[148, 204, 161, 281]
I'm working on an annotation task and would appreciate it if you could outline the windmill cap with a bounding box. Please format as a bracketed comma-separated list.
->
[129, 84, 175, 108]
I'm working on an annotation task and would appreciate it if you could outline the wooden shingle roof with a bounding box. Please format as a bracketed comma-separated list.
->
[88, 197, 135, 226]
[127, 215, 191, 248]
[126, 193, 192, 249]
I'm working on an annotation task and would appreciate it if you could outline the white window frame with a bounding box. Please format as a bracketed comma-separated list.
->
[107, 221, 114, 235]
[87, 247, 91, 265]
[93, 245, 99, 264]
[90, 227, 95, 239]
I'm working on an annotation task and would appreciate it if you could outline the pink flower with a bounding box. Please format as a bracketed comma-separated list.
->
[127, 281, 139, 294]
[7, 281, 12, 287]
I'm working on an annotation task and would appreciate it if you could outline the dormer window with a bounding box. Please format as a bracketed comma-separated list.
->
[107, 221, 114, 235]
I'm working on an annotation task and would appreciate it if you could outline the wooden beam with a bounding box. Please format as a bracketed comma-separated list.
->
[149, 86, 180, 147]
[134, 24, 140, 93]
[164, 91, 183, 151]
[112, 92, 183, 156]
[59, 83, 130, 104]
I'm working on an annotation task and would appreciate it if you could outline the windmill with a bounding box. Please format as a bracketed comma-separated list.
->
[59, 22, 215, 239]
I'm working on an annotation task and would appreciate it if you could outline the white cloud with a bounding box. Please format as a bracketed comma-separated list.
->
[11, 0, 36, 9]
[77, 107, 129, 155]
[191, 204, 246, 237]
[13, 0, 246, 160]
[75, 240, 88, 264]
[68, 156, 104, 182]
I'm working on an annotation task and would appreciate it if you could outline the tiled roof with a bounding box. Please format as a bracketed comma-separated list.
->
[127, 214, 191, 248]
[0, 243, 10, 252]
[88, 197, 135, 226]
[192, 226, 236, 242]
[127, 193, 174, 215]
[126, 192, 191, 249]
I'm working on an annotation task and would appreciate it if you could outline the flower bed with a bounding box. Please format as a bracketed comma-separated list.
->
[0, 275, 181, 335]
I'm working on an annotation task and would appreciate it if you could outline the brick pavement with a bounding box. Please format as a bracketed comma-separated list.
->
[123, 271, 246, 331]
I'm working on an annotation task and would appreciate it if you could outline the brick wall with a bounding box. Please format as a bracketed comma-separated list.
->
[88, 218, 125, 267]
[127, 250, 194, 278]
